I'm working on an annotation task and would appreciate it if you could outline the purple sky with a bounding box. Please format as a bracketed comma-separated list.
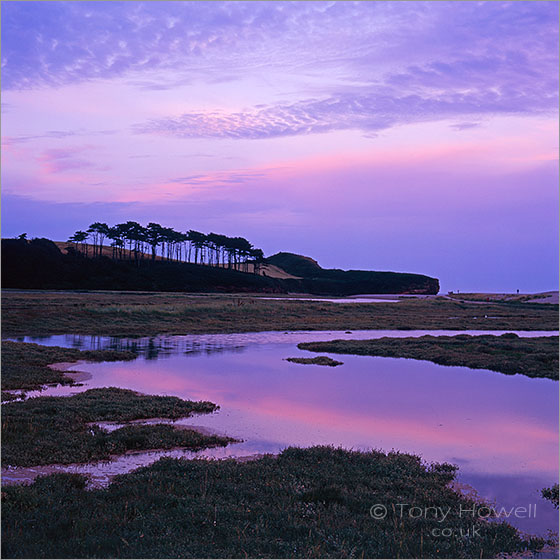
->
[1, 1, 558, 292]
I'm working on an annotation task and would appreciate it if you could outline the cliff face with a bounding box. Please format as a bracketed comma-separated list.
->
[1, 240, 439, 295]
[267, 252, 439, 295]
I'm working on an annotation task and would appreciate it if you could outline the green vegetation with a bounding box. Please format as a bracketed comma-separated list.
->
[1, 341, 234, 468]
[298, 334, 559, 380]
[1, 292, 556, 558]
[1, 446, 546, 558]
[1, 391, 21, 402]
[2, 387, 226, 466]
[1, 340, 136, 392]
[98, 423, 233, 452]
[285, 356, 343, 366]
[2, 291, 557, 337]
[542, 484, 559, 509]
[298, 333, 558, 379]
[446, 292, 555, 304]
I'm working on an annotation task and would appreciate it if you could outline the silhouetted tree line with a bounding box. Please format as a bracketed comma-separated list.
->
[3, 238, 439, 294]
[67, 222, 265, 274]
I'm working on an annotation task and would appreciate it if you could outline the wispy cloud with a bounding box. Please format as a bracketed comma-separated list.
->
[450, 122, 482, 132]
[2, 1, 557, 95]
[4, 129, 117, 145]
[133, 77, 556, 140]
[37, 146, 97, 174]
[3, 2, 557, 141]
[168, 167, 285, 187]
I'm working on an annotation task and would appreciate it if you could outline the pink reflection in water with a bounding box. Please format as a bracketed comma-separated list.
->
[3, 332, 558, 534]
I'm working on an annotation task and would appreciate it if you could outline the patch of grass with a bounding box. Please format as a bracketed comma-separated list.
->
[1, 391, 22, 402]
[1, 340, 136, 392]
[2, 388, 224, 466]
[298, 334, 559, 380]
[542, 484, 559, 509]
[1, 446, 547, 558]
[2, 290, 557, 337]
[285, 356, 343, 366]
[106, 424, 234, 452]
[446, 292, 555, 304]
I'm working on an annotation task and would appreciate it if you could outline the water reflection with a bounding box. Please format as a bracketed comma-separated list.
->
[4, 331, 559, 535]
[18, 334, 249, 359]
[14, 329, 557, 359]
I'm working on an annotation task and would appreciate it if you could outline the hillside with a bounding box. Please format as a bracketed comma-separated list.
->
[2, 239, 285, 293]
[2, 239, 439, 295]
[266, 253, 321, 277]
[55, 242, 300, 280]
[267, 252, 439, 295]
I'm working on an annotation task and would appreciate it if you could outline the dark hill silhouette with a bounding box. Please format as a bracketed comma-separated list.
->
[267, 252, 439, 294]
[1, 239, 283, 293]
[2, 239, 439, 295]
[266, 253, 322, 277]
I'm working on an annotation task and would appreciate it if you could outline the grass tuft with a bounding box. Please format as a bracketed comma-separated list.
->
[1, 340, 136, 392]
[1, 446, 549, 558]
[285, 356, 343, 367]
[298, 334, 559, 379]
[2, 388, 225, 466]
[541, 484, 559, 509]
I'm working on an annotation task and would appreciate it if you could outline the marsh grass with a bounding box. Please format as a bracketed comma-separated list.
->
[285, 356, 343, 367]
[1, 341, 232, 467]
[542, 484, 559, 509]
[1, 391, 21, 402]
[1, 293, 557, 558]
[1, 446, 547, 558]
[2, 388, 225, 466]
[2, 291, 557, 337]
[298, 334, 559, 380]
[1, 340, 136, 392]
[447, 292, 555, 304]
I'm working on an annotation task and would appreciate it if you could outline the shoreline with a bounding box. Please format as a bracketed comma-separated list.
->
[48, 361, 93, 383]
[2, 331, 557, 555]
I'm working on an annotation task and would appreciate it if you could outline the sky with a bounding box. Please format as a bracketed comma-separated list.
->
[1, 1, 558, 293]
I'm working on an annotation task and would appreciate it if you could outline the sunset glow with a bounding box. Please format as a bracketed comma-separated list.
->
[1, 1, 558, 291]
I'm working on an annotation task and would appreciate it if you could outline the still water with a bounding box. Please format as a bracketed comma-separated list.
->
[3, 330, 558, 535]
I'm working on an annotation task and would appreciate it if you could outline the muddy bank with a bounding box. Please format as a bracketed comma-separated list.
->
[49, 361, 93, 382]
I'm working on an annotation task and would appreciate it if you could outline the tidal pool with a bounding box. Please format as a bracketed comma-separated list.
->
[3, 330, 558, 536]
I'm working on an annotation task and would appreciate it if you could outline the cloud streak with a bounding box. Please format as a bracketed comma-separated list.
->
[3, 129, 117, 147]
[3, 2, 557, 141]
[134, 78, 557, 140]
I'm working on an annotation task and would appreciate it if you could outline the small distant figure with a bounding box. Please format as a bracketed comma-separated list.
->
[516, 289, 519, 294]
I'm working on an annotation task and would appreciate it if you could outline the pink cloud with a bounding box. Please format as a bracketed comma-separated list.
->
[37, 146, 96, 174]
